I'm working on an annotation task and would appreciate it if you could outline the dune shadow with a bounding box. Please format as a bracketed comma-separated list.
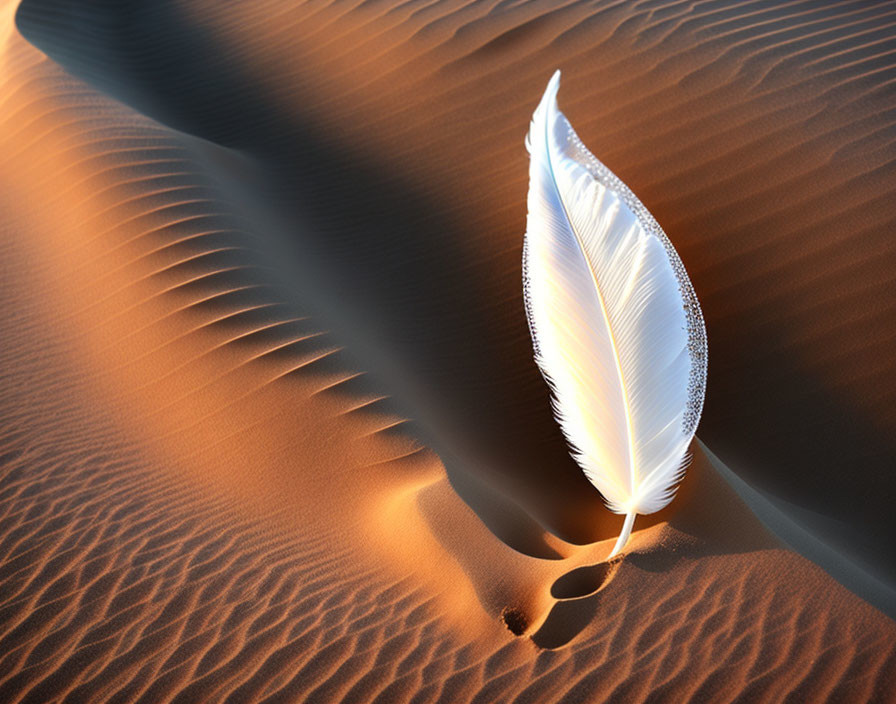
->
[13, 0, 616, 550]
[532, 594, 602, 649]
[533, 559, 621, 649]
[15, 0, 896, 588]
[550, 562, 616, 599]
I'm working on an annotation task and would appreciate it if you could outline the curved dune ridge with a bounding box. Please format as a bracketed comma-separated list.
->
[1, 0, 895, 702]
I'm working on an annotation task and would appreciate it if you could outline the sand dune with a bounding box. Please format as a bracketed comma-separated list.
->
[2, 0, 895, 701]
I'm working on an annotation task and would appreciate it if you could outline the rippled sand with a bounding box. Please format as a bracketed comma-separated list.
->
[1, 0, 895, 701]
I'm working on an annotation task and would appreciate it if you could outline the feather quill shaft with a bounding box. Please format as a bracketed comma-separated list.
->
[523, 71, 707, 558]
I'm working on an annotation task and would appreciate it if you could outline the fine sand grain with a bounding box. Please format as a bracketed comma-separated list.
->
[2, 0, 895, 701]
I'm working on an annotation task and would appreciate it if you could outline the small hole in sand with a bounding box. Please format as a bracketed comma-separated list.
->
[551, 562, 615, 599]
[501, 606, 528, 636]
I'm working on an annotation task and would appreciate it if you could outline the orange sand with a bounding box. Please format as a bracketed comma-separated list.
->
[1, 0, 895, 701]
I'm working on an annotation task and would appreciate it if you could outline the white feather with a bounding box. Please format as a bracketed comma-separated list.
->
[523, 71, 707, 557]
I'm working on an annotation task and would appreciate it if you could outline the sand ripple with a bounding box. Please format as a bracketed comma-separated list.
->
[2, 0, 896, 701]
